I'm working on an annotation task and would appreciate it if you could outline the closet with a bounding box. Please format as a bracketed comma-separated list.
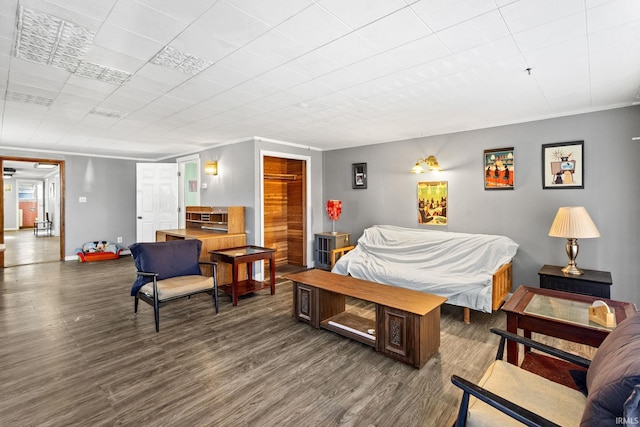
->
[263, 156, 306, 267]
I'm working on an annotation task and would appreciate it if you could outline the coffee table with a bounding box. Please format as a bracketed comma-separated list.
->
[284, 269, 447, 368]
[209, 245, 276, 306]
[502, 286, 637, 365]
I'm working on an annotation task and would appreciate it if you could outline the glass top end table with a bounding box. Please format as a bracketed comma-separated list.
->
[523, 294, 615, 332]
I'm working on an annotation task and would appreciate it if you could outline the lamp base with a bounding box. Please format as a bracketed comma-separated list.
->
[561, 264, 583, 275]
[562, 238, 583, 275]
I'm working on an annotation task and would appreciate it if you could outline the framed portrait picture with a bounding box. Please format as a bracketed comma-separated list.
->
[352, 163, 367, 189]
[542, 141, 584, 189]
[484, 147, 514, 190]
[417, 181, 447, 225]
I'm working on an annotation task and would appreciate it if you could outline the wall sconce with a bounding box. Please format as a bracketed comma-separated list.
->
[204, 161, 218, 176]
[411, 155, 441, 173]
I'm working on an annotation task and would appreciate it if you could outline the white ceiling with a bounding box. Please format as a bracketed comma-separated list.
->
[1, 0, 639, 161]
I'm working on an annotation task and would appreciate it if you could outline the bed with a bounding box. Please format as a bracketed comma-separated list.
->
[331, 225, 519, 323]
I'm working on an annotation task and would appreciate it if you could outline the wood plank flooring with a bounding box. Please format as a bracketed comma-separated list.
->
[3, 228, 60, 267]
[0, 257, 591, 426]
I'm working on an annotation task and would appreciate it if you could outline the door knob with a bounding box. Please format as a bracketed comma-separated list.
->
[137, 216, 142, 219]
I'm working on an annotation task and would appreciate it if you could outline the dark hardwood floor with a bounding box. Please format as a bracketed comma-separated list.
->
[0, 257, 591, 426]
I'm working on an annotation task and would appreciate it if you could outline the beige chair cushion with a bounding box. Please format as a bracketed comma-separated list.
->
[466, 359, 587, 427]
[140, 275, 213, 301]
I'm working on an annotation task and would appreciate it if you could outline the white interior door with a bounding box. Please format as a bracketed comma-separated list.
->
[136, 163, 178, 242]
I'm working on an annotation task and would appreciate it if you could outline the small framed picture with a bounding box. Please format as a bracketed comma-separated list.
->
[484, 147, 514, 190]
[542, 141, 584, 189]
[352, 163, 367, 189]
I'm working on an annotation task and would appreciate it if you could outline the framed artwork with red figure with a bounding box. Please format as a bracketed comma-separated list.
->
[484, 147, 514, 190]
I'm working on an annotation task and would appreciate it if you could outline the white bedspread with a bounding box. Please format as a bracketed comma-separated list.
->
[331, 225, 519, 313]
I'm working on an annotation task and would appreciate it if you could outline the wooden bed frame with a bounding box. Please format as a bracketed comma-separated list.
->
[330, 246, 513, 324]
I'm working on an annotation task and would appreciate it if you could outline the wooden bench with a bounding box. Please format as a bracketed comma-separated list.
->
[284, 269, 447, 368]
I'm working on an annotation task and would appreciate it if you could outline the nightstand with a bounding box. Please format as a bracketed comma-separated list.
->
[315, 232, 351, 271]
[538, 264, 612, 298]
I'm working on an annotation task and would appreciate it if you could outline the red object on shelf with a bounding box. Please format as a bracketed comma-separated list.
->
[326, 200, 342, 221]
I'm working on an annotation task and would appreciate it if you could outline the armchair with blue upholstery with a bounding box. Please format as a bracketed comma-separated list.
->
[129, 239, 218, 332]
[451, 313, 640, 426]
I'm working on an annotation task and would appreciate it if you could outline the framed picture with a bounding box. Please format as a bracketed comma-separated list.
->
[352, 163, 367, 189]
[417, 181, 447, 225]
[542, 141, 584, 189]
[484, 147, 514, 190]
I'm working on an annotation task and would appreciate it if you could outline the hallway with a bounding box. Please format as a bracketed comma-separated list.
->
[3, 229, 60, 267]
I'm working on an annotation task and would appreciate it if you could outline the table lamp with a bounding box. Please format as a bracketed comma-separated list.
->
[326, 200, 342, 234]
[548, 206, 600, 275]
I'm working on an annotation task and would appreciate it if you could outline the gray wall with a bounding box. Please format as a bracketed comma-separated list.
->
[65, 156, 137, 253]
[3, 179, 17, 230]
[322, 106, 640, 306]
[1, 152, 137, 257]
[195, 137, 325, 265]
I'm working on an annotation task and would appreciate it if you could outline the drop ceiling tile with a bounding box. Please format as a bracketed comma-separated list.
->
[65, 74, 121, 94]
[410, 0, 497, 31]
[313, 32, 381, 68]
[437, 10, 510, 53]
[287, 79, 337, 100]
[587, 0, 640, 33]
[44, 0, 118, 21]
[0, 35, 11, 56]
[214, 48, 281, 78]
[9, 58, 71, 82]
[193, 1, 271, 47]
[500, 0, 584, 34]
[105, 0, 186, 45]
[19, 0, 103, 31]
[284, 50, 341, 79]
[318, 0, 408, 29]
[512, 13, 586, 53]
[0, 12, 13, 39]
[135, 63, 193, 87]
[198, 64, 252, 87]
[243, 30, 309, 65]
[200, 88, 261, 110]
[51, 92, 101, 111]
[455, 36, 521, 67]
[345, 53, 405, 81]
[83, 45, 146, 74]
[275, 3, 352, 50]
[522, 37, 589, 69]
[93, 23, 164, 62]
[135, 0, 214, 23]
[172, 27, 238, 64]
[228, 0, 314, 27]
[257, 66, 309, 90]
[167, 78, 226, 102]
[356, 7, 432, 51]
[118, 76, 162, 97]
[383, 35, 451, 69]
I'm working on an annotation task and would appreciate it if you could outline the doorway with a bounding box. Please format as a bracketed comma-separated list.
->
[1, 156, 65, 267]
[262, 155, 307, 270]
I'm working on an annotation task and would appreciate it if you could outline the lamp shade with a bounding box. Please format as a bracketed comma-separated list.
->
[548, 207, 600, 238]
[326, 200, 342, 221]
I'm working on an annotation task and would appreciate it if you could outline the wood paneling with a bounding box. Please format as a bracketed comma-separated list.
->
[263, 156, 306, 267]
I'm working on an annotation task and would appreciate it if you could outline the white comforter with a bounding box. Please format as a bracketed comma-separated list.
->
[331, 225, 519, 313]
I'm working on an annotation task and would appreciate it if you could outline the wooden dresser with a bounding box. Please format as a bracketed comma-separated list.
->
[156, 206, 246, 285]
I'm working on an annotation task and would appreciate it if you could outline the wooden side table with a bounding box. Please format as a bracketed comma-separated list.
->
[209, 245, 276, 306]
[538, 264, 612, 298]
[502, 286, 636, 365]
